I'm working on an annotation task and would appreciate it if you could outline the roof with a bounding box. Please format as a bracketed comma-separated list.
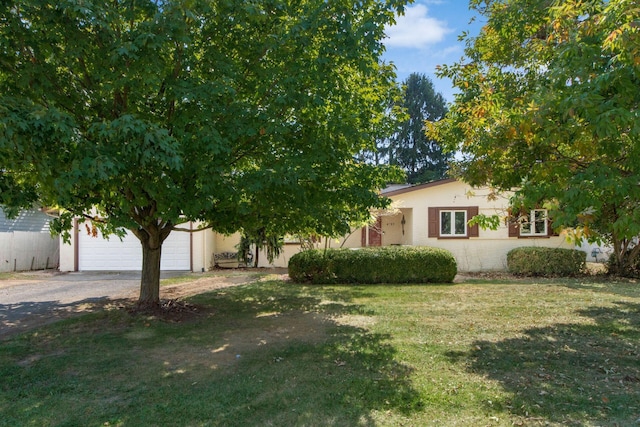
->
[0, 208, 52, 233]
[381, 178, 458, 197]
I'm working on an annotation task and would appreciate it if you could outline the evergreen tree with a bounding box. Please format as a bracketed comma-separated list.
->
[387, 73, 450, 184]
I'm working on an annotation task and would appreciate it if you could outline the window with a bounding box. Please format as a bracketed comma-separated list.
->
[440, 210, 467, 236]
[520, 209, 548, 236]
[509, 209, 553, 238]
[428, 207, 479, 239]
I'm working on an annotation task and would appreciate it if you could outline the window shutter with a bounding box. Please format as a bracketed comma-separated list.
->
[467, 206, 479, 237]
[508, 221, 520, 237]
[428, 207, 438, 238]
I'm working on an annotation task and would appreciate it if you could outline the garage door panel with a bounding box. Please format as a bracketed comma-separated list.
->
[78, 227, 190, 271]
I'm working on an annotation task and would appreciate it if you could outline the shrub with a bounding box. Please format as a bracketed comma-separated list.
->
[507, 247, 586, 277]
[288, 246, 457, 284]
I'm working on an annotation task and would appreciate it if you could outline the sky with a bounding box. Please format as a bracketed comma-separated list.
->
[382, 0, 485, 103]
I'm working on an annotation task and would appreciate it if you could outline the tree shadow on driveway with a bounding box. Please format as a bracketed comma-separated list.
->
[447, 301, 640, 425]
[0, 297, 128, 339]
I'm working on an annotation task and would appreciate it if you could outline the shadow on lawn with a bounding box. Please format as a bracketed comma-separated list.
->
[448, 301, 640, 425]
[562, 278, 640, 299]
[185, 282, 423, 426]
[79, 281, 423, 427]
[0, 297, 123, 339]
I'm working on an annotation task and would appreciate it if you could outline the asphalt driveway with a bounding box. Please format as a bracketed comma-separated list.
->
[0, 270, 185, 338]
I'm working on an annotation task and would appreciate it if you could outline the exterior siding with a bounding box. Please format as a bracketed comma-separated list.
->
[0, 208, 59, 272]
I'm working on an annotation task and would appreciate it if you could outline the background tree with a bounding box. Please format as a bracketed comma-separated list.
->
[386, 73, 450, 184]
[432, 0, 640, 275]
[234, 229, 283, 268]
[0, 0, 407, 308]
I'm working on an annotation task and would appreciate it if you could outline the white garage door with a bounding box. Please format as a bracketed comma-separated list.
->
[78, 228, 191, 271]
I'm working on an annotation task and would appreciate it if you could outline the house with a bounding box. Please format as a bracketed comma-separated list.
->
[264, 178, 580, 271]
[0, 207, 59, 272]
[59, 178, 591, 273]
[369, 178, 574, 271]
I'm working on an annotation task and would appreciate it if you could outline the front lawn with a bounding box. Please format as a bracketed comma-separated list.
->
[1, 275, 639, 426]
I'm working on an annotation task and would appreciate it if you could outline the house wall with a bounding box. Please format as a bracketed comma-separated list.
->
[0, 208, 59, 272]
[381, 209, 413, 246]
[0, 232, 59, 272]
[59, 231, 75, 272]
[388, 180, 575, 272]
[191, 227, 215, 272]
[247, 231, 365, 269]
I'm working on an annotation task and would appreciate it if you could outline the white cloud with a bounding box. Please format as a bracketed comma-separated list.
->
[384, 4, 451, 49]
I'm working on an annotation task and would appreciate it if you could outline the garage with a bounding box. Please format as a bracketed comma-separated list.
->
[78, 227, 191, 271]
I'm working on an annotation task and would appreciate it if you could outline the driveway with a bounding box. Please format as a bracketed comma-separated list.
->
[0, 270, 186, 339]
[0, 269, 286, 339]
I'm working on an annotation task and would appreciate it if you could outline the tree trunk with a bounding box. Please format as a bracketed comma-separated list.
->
[131, 222, 173, 309]
[139, 240, 162, 308]
[254, 243, 259, 268]
[608, 235, 640, 278]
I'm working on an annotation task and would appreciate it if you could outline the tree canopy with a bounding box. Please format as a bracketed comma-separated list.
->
[386, 73, 450, 184]
[432, 0, 640, 275]
[0, 0, 407, 306]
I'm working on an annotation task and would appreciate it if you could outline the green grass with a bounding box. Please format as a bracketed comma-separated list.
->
[1, 275, 639, 426]
[0, 271, 39, 281]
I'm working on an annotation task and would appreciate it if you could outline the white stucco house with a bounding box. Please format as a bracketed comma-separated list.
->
[273, 178, 593, 271]
[366, 178, 572, 271]
[59, 178, 600, 273]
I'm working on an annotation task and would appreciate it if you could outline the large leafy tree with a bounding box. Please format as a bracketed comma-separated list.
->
[0, 0, 406, 307]
[433, 0, 640, 276]
[387, 72, 450, 184]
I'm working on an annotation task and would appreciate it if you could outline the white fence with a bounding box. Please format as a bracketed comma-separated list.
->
[0, 232, 59, 272]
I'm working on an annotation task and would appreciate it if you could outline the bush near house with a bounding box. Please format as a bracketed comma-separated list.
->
[288, 246, 457, 284]
[507, 247, 586, 277]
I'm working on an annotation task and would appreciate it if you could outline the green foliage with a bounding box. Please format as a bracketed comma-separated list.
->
[235, 234, 253, 267]
[239, 227, 284, 267]
[507, 247, 586, 277]
[383, 73, 450, 184]
[467, 213, 501, 231]
[0, 0, 408, 304]
[433, 0, 640, 276]
[288, 246, 457, 284]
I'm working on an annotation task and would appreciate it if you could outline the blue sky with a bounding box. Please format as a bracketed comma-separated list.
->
[382, 0, 485, 103]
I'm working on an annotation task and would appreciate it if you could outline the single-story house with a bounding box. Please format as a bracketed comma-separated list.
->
[261, 178, 596, 271]
[59, 178, 602, 272]
[364, 178, 572, 271]
[0, 207, 59, 272]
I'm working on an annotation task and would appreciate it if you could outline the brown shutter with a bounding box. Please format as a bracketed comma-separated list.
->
[428, 207, 438, 238]
[467, 206, 479, 237]
[508, 221, 520, 237]
[361, 227, 367, 246]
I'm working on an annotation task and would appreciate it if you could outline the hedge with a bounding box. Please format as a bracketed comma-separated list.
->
[288, 246, 457, 284]
[507, 247, 586, 277]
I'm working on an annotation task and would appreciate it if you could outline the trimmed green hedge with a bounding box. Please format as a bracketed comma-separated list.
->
[288, 246, 457, 284]
[507, 247, 586, 277]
